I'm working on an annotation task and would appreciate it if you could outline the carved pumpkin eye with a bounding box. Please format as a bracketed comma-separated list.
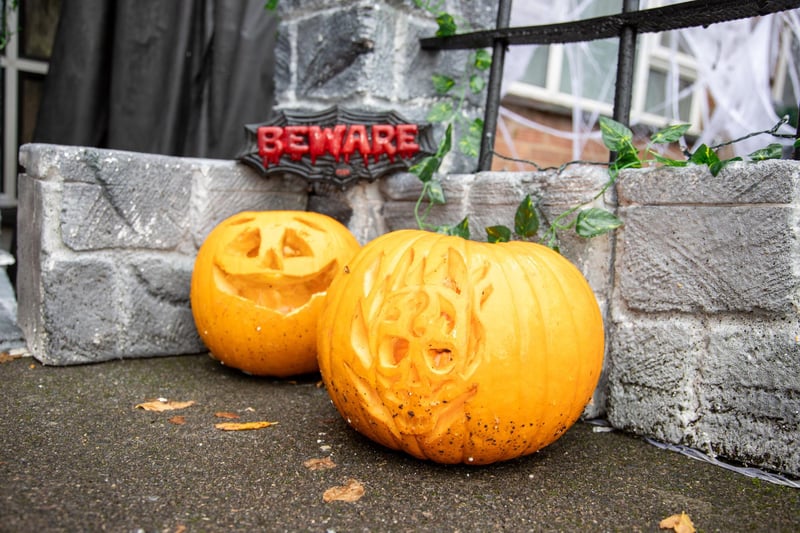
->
[191, 211, 360, 377]
[317, 229, 604, 465]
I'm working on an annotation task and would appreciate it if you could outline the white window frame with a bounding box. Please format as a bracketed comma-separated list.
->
[1, 5, 49, 206]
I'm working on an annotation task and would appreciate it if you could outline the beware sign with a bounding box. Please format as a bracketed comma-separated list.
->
[239, 106, 436, 188]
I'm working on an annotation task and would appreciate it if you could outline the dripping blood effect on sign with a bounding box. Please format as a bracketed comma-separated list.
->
[257, 124, 421, 168]
[238, 107, 437, 188]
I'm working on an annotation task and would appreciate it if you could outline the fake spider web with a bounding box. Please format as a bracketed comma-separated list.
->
[499, 0, 800, 165]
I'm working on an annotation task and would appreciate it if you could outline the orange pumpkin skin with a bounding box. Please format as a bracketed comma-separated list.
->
[317, 229, 604, 464]
[191, 211, 360, 377]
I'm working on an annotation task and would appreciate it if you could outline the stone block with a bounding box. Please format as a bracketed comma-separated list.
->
[606, 316, 705, 443]
[692, 318, 800, 474]
[16, 174, 56, 357]
[618, 160, 799, 205]
[29, 256, 122, 365]
[122, 255, 205, 357]
[287, 4, 394, 101]
[190, 162, 307, 247]
[617, 205, 796, 313]
[379, 171, 472, 231]
[22, 145, 192, 251]
[395, 17, 474, 102]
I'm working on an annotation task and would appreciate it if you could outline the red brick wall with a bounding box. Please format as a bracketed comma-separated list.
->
[490, 101, 688, 171]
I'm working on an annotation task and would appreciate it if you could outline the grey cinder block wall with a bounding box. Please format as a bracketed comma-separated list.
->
[608, 160, 800, 478]
[14, 0, 800, 477]
[18, 144, 800, 477]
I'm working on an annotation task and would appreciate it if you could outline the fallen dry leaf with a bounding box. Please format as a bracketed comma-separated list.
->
[0, 347, 30, 363]
[135, 399, 196, 412]
[215, 411, 240, 419]
[168, 416, 186, 425]
[0, 352, 22, 363]
[304, 457, 337, 471]
[323, 479, 365, 503]
[659, 512, 696, 533]
[214, 421, 277, 431]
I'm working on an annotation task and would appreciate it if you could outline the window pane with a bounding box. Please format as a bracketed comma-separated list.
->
[645, 68, 692, 122]
[559, 38, 619, 105]
[19, 72, 45, 146]
[580, 0, 620, 18]
[519, 46, 549, 87]
[20, 0, 61, 60]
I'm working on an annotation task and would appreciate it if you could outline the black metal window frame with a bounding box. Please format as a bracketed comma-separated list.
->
[420, 0, 800, 169]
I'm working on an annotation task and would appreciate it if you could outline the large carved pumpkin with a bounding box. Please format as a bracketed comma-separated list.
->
[191, 211, 360, 377]
[317, 229, 604, 464]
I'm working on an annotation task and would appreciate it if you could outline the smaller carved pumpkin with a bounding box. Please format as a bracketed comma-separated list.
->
[317, 229, 604, 464]
[191, 211, 360, 377]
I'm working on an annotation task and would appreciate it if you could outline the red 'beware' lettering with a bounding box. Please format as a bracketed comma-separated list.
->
[257, 124, 420, 168]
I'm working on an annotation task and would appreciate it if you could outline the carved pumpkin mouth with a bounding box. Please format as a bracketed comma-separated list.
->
[212, 220, 340, 314]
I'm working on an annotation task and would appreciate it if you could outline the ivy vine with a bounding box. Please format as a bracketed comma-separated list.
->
[409, 1, 490, 239]
[486, 115, 800, 251]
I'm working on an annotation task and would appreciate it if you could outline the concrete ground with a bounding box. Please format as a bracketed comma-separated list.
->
[1, 353, 798, 532]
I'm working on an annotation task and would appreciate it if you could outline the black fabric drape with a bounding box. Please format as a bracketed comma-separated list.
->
[33, 0, 277, 159]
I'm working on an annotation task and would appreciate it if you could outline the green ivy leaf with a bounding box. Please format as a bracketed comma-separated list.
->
[426, 180, 446, 204]
[426, 101, 454, 123]
[458, 136, 479, 157]
[650, 123, 690, 144]
[649, 151, 688, 167]
[432, 74, 456, 94]
[445, 217, 470, 239]
[435, 13, 457, 37]
[709, 157, 742, 177]
[486, 225, 512, 243]
[473, 49, 492, 71]
[794, 139, 800, 149]
[469, 74, 485, 94]
[435, 123, 453, 158]
[689, 145, 743, 176]
[409, 156, 440, 183]
[599, 116, 634, 153]
[688, 143, 719, 166]
[575, 208, 623, 238]
[612, 146, 642, 170]
[514, 194, 539, 238]
[264, 0, 278, 9]
[748, 143, 783, 161]
[458, 118, 483, 157]
[468, 117, 484, 137]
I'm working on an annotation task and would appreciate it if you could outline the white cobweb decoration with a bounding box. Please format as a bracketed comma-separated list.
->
[499, 0, 800, 165]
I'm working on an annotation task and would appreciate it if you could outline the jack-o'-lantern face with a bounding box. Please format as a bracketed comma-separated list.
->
[317, 230, 604, 464]
[191, 211, 360, 377]
[349, 246, 488, 445]
[213, 216, 342, 313]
